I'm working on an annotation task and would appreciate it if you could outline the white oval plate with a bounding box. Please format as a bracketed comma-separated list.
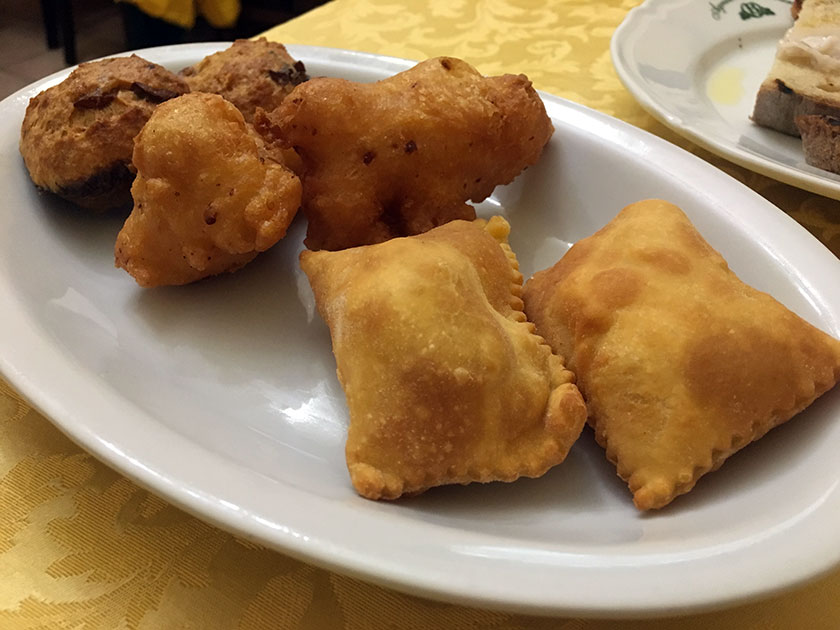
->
[611, 0, 840, 200]
[2, 43, 840, 618]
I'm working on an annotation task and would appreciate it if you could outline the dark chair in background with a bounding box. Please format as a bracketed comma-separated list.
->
[40, 0, 77, 65]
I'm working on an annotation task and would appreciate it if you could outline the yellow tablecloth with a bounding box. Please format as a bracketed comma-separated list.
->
[119, 0, 240, 29]
[3, 0, 840, 628]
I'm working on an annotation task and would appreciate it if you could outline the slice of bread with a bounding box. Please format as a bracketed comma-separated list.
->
[752, 0, 840, 137]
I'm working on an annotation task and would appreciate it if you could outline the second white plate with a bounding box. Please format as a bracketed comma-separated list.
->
[611, 0, 840, 199]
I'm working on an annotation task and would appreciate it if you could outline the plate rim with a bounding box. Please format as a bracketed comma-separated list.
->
[610, 0, 840, 201]
[2, 42, 840, 618]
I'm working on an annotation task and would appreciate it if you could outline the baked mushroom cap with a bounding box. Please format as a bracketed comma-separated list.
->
[19, 54, 189, 211]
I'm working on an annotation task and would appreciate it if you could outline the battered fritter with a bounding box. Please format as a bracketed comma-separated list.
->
[115, 92, 302, 288]
[19, 55, 189, 211]
[255, 56, 553, 251]
[180, 38, 308, 123]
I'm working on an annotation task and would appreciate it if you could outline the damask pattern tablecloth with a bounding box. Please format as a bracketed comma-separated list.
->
[3, 1, 840, 628]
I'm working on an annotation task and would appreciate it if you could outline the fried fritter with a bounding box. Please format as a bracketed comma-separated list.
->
[255, 56, 554, 251]
[19, 55, 189, 211]
[115, 93, 301, 288]
[180, 38, 308, 123]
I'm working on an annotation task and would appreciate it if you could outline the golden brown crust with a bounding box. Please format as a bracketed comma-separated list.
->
[180, 38, 307, 123]
[523, 199, 840, 510]
[300, 216, 587, 499]
[114, 93, 301, 287]
[256, 56, 554, 251]
[19, 55, 189, 211]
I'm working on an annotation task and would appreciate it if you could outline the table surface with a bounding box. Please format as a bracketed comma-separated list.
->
[3, 0, 840, 628]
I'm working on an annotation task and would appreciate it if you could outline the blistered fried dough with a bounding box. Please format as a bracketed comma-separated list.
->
[301, 216, 587, 499]
[257, 57, 553, 251]
[115, 93, 301, 287]
[19, 55, 188, 210]
[180, 38, 308, 123]
[523, 199, 840, 510]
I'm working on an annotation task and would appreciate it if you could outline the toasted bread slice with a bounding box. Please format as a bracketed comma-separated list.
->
[752, 0, 840, 137]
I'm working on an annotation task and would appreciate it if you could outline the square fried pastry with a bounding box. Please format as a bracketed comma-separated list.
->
[523, 199, 840, 510]
[300, 216, 587, 500]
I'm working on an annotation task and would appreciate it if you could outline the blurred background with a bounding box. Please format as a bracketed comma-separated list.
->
[0, 0, 325, 99]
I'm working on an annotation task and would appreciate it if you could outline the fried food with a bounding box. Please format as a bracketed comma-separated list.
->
[115, 93, 301, 287]
[180, 38, 308, 123]
[19, 55, 189, 211]
[257, 56, 554, 251]
[301, 216, 587, 500]
[522, 199, 840, 510]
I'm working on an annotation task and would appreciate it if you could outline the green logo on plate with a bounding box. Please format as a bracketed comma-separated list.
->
[739, 2, 775, 19]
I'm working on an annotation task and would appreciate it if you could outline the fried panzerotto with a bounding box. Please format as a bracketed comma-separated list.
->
[115, 93, 301, 287]
[180, 38, 308, 123]
[19, 55, 188, 210]
[301, 216, 587, 500]
[257, 56, 553, 251]
[523, 199, 840, 510]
